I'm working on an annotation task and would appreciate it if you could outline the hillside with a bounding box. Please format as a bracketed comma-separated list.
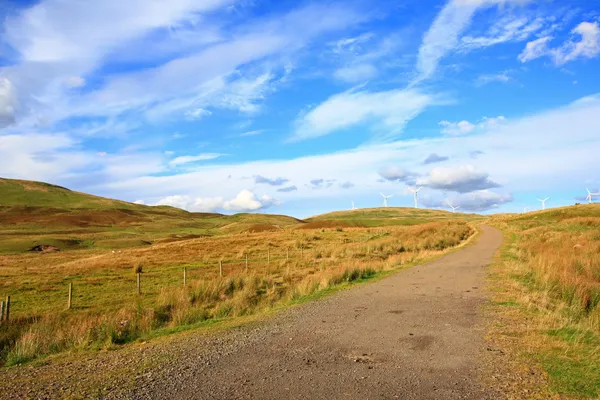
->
[308, 207, 483, 227]
[0, 178, 301, 253]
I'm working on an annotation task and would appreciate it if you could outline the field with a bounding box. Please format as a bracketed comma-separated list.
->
[488, 204, 600, 398]
[0, 178, 476, 366]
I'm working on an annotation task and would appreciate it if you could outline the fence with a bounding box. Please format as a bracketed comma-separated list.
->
[0, 245, 334, 323]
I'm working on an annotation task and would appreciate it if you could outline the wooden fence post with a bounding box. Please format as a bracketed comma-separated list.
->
[183, 267, 187, 286]
[67, 282, 73, 310]
[0, 300, 4, 322]
[5, 296, 10, 322]
[137, 273, 141, 295]
[219, 261, 223, 277]
[267, 248, 270, 265]
[245, 254, 248, 271]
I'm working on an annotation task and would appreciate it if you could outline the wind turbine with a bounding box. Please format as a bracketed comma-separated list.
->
[408, 187, 423, 208]
[351, 201, 357, 210]
[380, 193, 393, 207]
[523, 207, 529, 213]
[445, 199, 459, 213]
[585, 188, 599, 204]
[537, 197, 549, 210]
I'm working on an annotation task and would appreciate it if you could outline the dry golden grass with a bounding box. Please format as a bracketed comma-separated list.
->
[488, 205, 600, 398]
[0, 221, 473, 365]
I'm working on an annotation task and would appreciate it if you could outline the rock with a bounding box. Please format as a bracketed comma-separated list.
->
[29, 245, 60, 253]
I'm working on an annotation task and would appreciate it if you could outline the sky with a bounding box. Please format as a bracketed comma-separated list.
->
[0, 0, 599, 218]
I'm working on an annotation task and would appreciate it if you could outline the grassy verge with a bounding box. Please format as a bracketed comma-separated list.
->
[487, 205, 600, 398]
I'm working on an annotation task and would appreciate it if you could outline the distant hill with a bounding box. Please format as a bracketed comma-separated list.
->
[308, 207, 482, 227]
[0, 177, 154, 210]
[0, 178, 301, 253]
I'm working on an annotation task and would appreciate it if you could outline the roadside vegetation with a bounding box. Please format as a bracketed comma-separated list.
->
[489, 204, 600, 398]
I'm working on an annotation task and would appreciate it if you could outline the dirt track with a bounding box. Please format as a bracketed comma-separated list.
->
[118, 225, 503, 399]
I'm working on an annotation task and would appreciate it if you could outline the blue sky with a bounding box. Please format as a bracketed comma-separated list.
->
[0, 0, 599, 218]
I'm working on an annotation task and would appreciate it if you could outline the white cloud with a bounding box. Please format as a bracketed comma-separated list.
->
[134, 200, 145, 205]
[3, 0, 234, 63]
[184, 108, 212, 120]
[423, 190, 513, 211]
[64, 76, 86, 89]
[193, 197, 226, 213]
[417, 165, 500, 193]
[293, 88, 442, 142]
[439, 115, 505, 135]
[2, 2, 365, 131]
[152, 190, 278, 212]
[6, 93, 600, 216]
[460, 15, 547, 51]
[239, 129, 265, 137]
[517, 36, 553, 62]
[168, 153, 222, 167]
[223, 190, 278, 211]
[0, 77, 17, 128]
[439, 120, 475, 136]
[415, 0, 531, 82]
[475, 71, 512, 86]
[333, 64, 378, 83]
[519, 21, 600, 64]
[379, 166, 418, 183]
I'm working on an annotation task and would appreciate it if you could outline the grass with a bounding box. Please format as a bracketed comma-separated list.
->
[0, 179, 476, 366]
[488, 204, 600, 398]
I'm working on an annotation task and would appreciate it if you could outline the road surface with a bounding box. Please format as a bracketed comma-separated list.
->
[122, 225, 503, 400]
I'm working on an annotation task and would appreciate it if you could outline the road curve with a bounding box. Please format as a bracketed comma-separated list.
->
[121, 225, 503, 400]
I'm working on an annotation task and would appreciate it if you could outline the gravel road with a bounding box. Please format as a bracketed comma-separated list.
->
[116, 225, 503, 400]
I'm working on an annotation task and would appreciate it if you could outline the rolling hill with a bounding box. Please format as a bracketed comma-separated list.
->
[0, 178, 301, 253]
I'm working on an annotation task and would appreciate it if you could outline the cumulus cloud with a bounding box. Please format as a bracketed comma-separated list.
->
[417, 165, 500, 193]
[423, 190, 513, 211]
[378, 166, 418, 183]
[154, 190, 278, 212]
[254, 175, 289, 186]
[277, 185, 298, 193]
[439, 116, 505, 135]
[168, 153, 222, 167]
[292, 88, 442, 142]
[223, 189, 278, 211]
[133, 199, 145, 205]
[518, 21, 600, 65]
[423, 153, 449, 164]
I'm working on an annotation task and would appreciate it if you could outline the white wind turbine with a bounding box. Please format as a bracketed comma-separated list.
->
[446, 199, 459, 213]
[523, 207, 529, 213]
[408, 187, 423, 208]
[585, 188, 599, 204]
[537, 197, 550, 210]
[351, 201, 357, 210]
[380, 193, 393, 208]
